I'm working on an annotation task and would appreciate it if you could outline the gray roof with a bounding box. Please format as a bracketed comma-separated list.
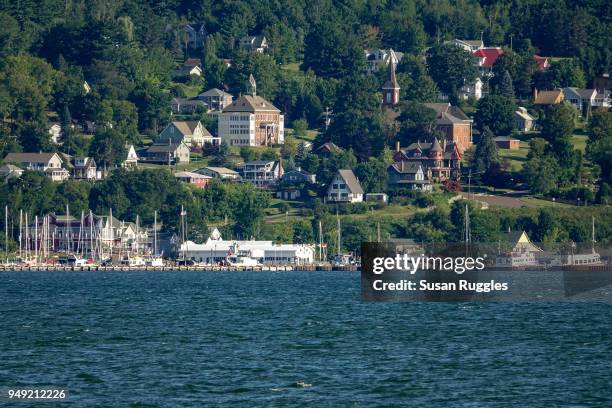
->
[337, 169, 364, 194]
[4, 152, 61, 164]
[424, 103, 471, 122]
[198, 166, 239, 175]
[222, 94, 280, 113]
[200, 88, 233, 98]
[570, 87, 597, 99]
[174, 171, 211, 179]
[388, 162, 423, 174]
[493, 136, 520, 142]
[147, 143, 186, 153]
[243, 160, 275, 166]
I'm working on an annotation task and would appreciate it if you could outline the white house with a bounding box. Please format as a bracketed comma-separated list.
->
[122, 145, 139, 168]
[72, 157, 98, 180]
[515, 107, 537, 131]
[450, 39, 484, 53]
[563, 88, 597, 114]
[158, 121, 219, 148]
[3, 152, 69, 181]
[239, 160, 283, 188]
[48, 123, 62, 144]
[196, 88, 234, 112]
[239, 35, 268, 53]
[364, 49, 404, 72]
[325, 169, 364, 203]
[196, 166, 241, 180]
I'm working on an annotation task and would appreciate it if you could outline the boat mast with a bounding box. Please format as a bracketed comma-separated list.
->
[154, 210, 158, 256]
[77, 211, 83, 256]
[336, 212, 341, 255]
[25, 212, 29, 262]
[592, 216, 596, 252]
[109, 208, 113, 261]
[4, 206, 7, 264]
[135, 215, 139, 255]
[89, 210, 94, 260]
[318, 220, 322, 262]
[66, 204, 70, 253]
[34, 215, 38, 264]
[18, 209, 22, 260]
[180, 205, 187, 261]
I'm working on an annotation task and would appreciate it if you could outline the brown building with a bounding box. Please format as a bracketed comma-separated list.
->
[494, 136, 521, 150]
[533, 89, 564, 105]
[218, 75, 284, 146]
[424, 103, 473, 153]
[392, 139, 461, 181]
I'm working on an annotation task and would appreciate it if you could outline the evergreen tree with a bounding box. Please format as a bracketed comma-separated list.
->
[496, 71, 515, 99]
[472, 128, 500, 184]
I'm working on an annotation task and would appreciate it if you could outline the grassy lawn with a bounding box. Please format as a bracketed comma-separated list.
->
[571, 134, 587, 152]
[498, 141, 530, 171]
[496, 128, 588, 171]
[519, 197, 576, 208]
[264, 201, 419, 224]
[280, 62, 301, 72]
[286, 128, 319, 143]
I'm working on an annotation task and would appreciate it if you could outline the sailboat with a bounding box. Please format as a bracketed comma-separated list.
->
[120, 215, 146, 267]
[331, 214, 352, 267]
[145, 211, 164, 267]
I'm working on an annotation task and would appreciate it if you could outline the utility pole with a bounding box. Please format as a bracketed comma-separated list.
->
[323, 107, 332, 131]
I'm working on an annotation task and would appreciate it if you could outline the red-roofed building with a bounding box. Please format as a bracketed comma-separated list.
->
[473, 47, 503, 76]
[534, 55, 550, 71]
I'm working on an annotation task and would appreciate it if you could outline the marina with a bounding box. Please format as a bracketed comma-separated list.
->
[0, 264, 359, 272]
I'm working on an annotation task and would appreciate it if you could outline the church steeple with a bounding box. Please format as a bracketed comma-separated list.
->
[382, 49, 400, 106]
[247, 74, 256, 96]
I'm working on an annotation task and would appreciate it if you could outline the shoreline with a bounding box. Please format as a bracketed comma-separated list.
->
[0, 264, 360, 272]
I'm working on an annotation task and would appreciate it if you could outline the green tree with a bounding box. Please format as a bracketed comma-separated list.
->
[472, 128, 500, 184]
[522, 155, 559, 194]
[586, 112, 612, 190]
[494, 70, 515, 99]
[426, 44, 478, 103]
[302, 17, 365, 78]
[396, 101, 438, 145]
[474, 95, 516, 136]
[540, 103, 577, 161]
[89, 128, 127, 167]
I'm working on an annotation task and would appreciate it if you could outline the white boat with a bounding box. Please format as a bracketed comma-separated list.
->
[120, 255, 146, 267]
[145, 256, 164, 267]
[226, 254, 261, 267]
[331, 253, 353, 267]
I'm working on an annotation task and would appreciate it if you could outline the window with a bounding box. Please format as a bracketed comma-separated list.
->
[332, 184, 339, 189]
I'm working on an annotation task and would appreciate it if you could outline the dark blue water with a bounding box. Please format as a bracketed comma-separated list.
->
[1, 271, 611, 407]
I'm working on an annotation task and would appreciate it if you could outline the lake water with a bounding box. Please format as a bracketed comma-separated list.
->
[1, 271, 611, 407]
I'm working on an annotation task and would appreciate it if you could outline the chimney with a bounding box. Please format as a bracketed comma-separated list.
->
[533, 88, 538, 101]
[443, 139, 447, 151]
[395, 140, 400, 153]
